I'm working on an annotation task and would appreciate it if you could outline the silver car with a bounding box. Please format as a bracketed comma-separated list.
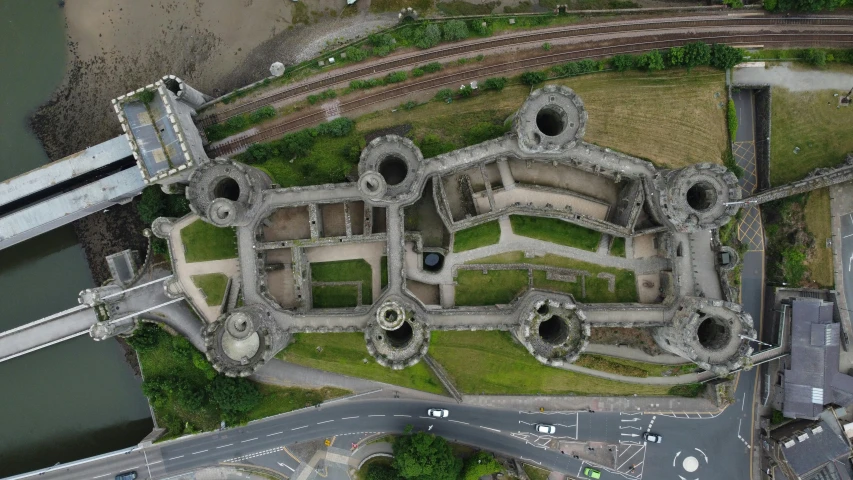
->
[535, 423, 556, 434]
[427, 408, 449, 418]
[643, 432, 662, 443]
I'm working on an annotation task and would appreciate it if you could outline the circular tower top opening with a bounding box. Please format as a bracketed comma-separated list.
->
[536, 105, 568, 137]
[213, 177, 241, 201]
[378, 155, 409, 186]
[697, 316, 732, 351]
[686, 181, 717, 212]
[538, 315, 571, 345]
[384, 321, 414, 348]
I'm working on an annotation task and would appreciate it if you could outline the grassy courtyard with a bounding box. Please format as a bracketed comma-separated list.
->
[278, 333, 445, 394]
[453, 221, 501, 252]
[429, 331, 695, 396]
[770, 87, 853, 185]
[191, 273, 229, 306]
[310, 259, 373, 308]
[456, 252, 638, 305]
[509, 215, 601, 251]
[180, 219, 237, 263]
[804, 189, 833, 287]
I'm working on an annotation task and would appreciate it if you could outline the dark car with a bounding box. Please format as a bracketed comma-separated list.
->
[115, 471, 137, 480]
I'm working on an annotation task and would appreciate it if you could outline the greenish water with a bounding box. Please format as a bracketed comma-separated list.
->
[0, 1, 153, 476]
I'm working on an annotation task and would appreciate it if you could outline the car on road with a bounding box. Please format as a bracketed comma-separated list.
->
[427, 408, 449, 418]
[582, 467, 601, 479]
[535, 423, 556, 434]
[115, 472, 137, 480]
[643, 432, 663, 443]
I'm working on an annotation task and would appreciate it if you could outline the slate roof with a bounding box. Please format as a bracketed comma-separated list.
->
[781, 418, 851, 478]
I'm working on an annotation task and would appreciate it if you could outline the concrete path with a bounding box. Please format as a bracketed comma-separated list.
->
[351, 442, 393, 468]
[549, 359, 710, 385]
[584, 344, 687, 365]
[461, 394, 719, 414]
[734, 63, 853, 92]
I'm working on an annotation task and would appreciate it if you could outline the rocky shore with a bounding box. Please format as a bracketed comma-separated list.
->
[30, 0, 395, 282]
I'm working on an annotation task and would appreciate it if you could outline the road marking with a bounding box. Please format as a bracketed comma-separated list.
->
[242, 438, 258, 443]
[342, 416, 359, 420]
[280, 462, 296, 472]
[419, 416, 431, 419]
[620, 426, 641, 430]
[673, 451, 681, 467]
[742, 392, 746, 411]
[394, 414, 411, 417]
[695, 447, 709, 463]
[448, 420, 469, 425]
[148, 460, 163, 465]
[616, 446, 644, 471]
[621, 417, 640, 422]
[844, 233, 853, 238]
[268, 432, 283, 437]
[292, 425, 308, 430]
[480, 426, 501, 432]
[217, 443, 233, 448]
[848, 252, 853, 272]
[368, 415, 385, 417]
[317, 420, 334, 424]
[192, 450, 208, 455]
[621, 433, 639, 437]
[93, 474, 111, 479]
[169, 455, 184, 460]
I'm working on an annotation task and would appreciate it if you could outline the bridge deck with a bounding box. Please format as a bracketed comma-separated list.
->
[0, 306, 97, 363]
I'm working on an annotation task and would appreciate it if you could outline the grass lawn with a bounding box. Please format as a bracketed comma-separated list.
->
[770, 87, 853, 185]
[574, 354, 696, 378]
[460, 251, 638, 304]
[278, 333, 445, 394]
[509, 215, 601, 251]
[249, 384, 349, 419]
[311, 259, 373, 304]
[180, 219, 237, 263]
[312, 285, 361, 308]
[804, 188, 834, 287]
[429, 331, 692, 396]
[253, 132, 361, 188]
[455, 269, 529, 306]
[611, 237, 626, 257]
[523, 465, 551, 480]
[453, 221, 501, 252]
[192, 273, 229, 306]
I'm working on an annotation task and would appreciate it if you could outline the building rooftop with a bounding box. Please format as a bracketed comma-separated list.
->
[778, 416, 853, 479]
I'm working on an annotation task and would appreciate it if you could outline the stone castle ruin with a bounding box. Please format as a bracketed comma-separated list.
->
[114, 79, 754, 377]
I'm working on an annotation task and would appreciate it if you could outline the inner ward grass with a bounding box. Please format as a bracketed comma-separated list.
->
[192, 273, 229, 306]
[180, 219, 237, 263]
[453, 221, 501, 252]
[278, 333, 445, 394]
[804, 188, 833, 288]
[429, 331, 685, 396]
[311, 259, 373, 304]
[509, 215, 601, 251]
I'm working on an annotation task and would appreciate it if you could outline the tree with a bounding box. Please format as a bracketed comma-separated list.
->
[667, 46, 685, 67]
[208, 376, 261, 421]
[683, 42, 711, 69]
[393, 432, 462, 480]
[442, 20, 468, 41]
[370, 33, 395, 48]
[137, 187, 169, 225]
[520, 71, 547, 85]
[482, 77, 507, 91]
[415, 24, 442, 49]
[366, 463, 400, 480]
[126, 322, 164, 352]
[710, 44, 745, 70]
[637, 50, 665, 71]
[801, 48, 827, 66]
[611, 54, 634, 72]
[460, 452, 502, 480]
[345, 46, 369, 62]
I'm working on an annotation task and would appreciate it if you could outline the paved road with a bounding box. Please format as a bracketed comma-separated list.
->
[839, 212, 853, 323]
[7, 395, 755, 480]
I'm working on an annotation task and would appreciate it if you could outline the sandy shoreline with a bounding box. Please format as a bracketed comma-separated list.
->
[30, 0, 395, 282]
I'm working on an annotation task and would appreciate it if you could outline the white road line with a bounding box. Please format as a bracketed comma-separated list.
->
[268, 432, 283, 436]
[192, 450, 208, 455]
[844, 233, 853, 238]
[93, 474, 110, 479]
[293, 425, 308, 430]
[368, 414, 385, 417]
[169, 455, 184, 460]
[617, 447, 643, 471]
[695, 447, 709, 463]
[317, 420, 334, 424]
[448, 420, 469, 425]
[148, 460, 163, 465]
[673, 451, 681, 467]
[242, 437, 258, 443]
[394, 414, 411, 417]
[217, 443, 233, 448]
[480, 426, 501, 432]
[741, 392, 746, 411]
[342, 416, 359, 420]
[281, 463, 296, 472]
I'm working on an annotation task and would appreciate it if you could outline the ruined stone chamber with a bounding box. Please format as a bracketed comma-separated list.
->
[357, 135, 425, 204]
[652, 297, 756, 375]
[515, 295, 590, 366]
[365, 298, 429, 369]
[647, 163, 741, 233]
[186, 158, 272, 227]
[203, 305, 290, 376]
[514, 85, 587, 153]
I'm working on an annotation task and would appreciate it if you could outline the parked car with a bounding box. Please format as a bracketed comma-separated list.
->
[643, 432, 663, 443]
[535, 423, 556, 434]
[582, 467, 601, 479]
[115, 472, 137, 480]
[427, 408, 449, 418]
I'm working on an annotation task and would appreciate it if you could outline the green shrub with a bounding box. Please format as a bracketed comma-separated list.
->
[521, 71, 547, 85]
[552, 59, 601, 77]
[315, 117, 354, 137]
[727, 99, 738, 141]
[345, 46, 369, 62]
[464, 122, 508, 144]
[668, 383, 703, 397]
[459, 85, 474, 98]
[764, 0, 778, 9]
[208, 376, 261, 423]
[469, 19, 490, 35]
[637, 50, 665, 71]
[369, 33, 395, 48]
[374, 45, 393, 57]
[421, 62, 442, 73]
[138, 90, 156, 104]
[683, 42, 712, 69]
[435, 88, 454, 101]
[801, 48, 827, 66]
[482, 77, 508, 91]
[225, 115, 248, 131]
[461, 452, 502, 480]
[711, 44, 745, 69]
[366, 463, 399, 480]
[542, 42, 552, 51]
[415, 23, 442, 49]
[307, 94, 320, 105]
[136, 185, 190, 225]
[668, 46, 685, 67]
[127, 323, 165, 352]
[411, 68, 425, 77]
[611, 54, 634, 72]
[385, 71, 408, 84]
[419, 134, 456, 158]
[443, 19, 469, 41]
[248, 106, 276, 123]
[782, 246, 807, 284]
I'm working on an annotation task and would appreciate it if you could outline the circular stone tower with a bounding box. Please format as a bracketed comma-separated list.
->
[203, 305, 290, 377]
[652, 297, 755, 375]
[186, 158, 272, 227]
[647, 163, 741, 233]
[515, 295, 590, 367]
[365, 298, 429, 369]
[357, 135, 424, 204]
[514, 85, 587, 154]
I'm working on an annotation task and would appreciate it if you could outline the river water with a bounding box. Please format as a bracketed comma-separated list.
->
[0, 1, 153, 476]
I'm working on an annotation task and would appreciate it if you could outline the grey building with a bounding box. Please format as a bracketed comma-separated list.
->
[770, 413, 853, 480]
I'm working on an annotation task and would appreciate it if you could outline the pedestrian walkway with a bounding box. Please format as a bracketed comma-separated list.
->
[731, 89, 765, 252]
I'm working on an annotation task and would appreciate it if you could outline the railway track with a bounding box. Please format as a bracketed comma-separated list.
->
[196, 15, 853, 129]
[208, 31, 853, 158]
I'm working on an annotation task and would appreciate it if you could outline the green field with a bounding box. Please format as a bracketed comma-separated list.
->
[180, 220, 237, 263]
[311, 259, 373, 307]
[611, 237, 626, 257]
[803, 189, 834, 287]
[575, 354, 696, 378]
[455, 269, 529, 306]
[278, 333, 445, 394]
[429, 331, 694, 396]
[770, 87, 853, 185]
[192, 273, 229, 306]
[453, 221, 501, 252]
[509, 215, 601, 251]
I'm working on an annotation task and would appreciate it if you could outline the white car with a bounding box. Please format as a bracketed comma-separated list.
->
[427, 408, 449, 418]
[535, 423, 556, 434]
[643, 432, 662, 443]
